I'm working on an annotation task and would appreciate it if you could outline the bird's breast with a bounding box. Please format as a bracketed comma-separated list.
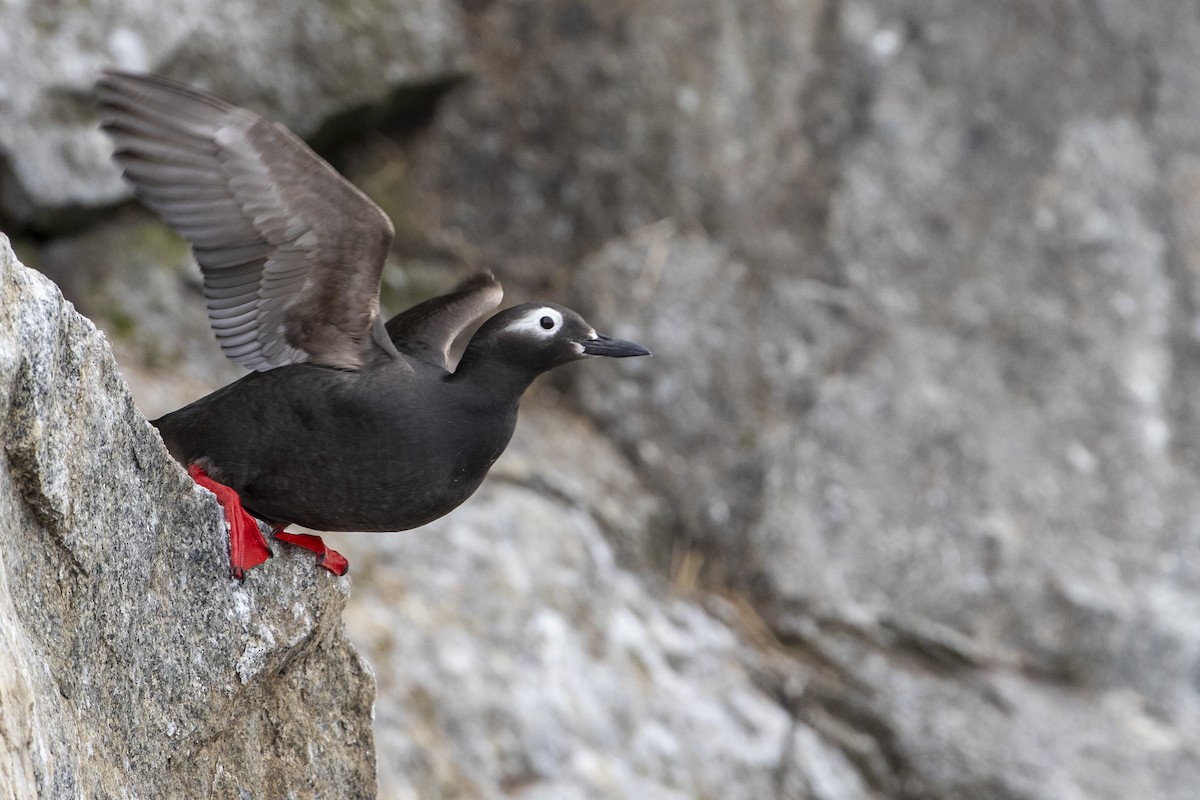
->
[237, 378, 519, 532]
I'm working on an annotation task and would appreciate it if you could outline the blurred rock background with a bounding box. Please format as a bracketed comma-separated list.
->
[3, 0, 1200, 797]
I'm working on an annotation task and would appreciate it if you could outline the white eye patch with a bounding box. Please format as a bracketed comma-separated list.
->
[505, 307, 564, 338]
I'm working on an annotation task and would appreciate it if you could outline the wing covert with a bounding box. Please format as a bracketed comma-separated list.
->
[385, 272, 503, 370]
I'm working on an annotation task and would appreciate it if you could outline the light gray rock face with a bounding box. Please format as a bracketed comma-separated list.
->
[0, 237, 375, 798]
[395, 0, 1200, 796]
[0, 0, 466, 225]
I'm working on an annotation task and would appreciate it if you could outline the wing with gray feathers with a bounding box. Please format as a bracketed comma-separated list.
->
[385, 272, 503, 370]
[96, 70, 394, 371]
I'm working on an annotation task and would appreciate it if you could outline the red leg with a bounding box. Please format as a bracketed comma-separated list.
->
[271, 529, 350, 576]
[188, 464, 272, 580]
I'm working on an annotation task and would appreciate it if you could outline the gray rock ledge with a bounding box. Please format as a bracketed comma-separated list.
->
[0, 234, 375, 798]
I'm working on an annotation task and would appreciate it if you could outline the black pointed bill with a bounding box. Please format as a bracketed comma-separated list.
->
[581, 332, 651, 358]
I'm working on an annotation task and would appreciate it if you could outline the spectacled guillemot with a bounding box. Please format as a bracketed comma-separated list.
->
[95, 71, 649, 579]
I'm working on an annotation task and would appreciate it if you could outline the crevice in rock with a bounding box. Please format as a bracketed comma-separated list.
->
[5, 357, 69, 536]
[309, 73, 468, 168]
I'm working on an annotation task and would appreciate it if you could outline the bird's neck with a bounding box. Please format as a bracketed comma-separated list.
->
[451, 348, 538, 405]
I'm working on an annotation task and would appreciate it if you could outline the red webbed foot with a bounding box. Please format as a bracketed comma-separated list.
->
[188, 464, 272, 580]
[271, 529, 350, 576]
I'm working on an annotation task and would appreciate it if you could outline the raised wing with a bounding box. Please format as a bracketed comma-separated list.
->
[96, 71, 395, 371]
[385, 272, 503, 370]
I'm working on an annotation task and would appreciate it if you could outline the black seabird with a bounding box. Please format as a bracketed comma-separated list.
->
[96, 72, 650, 579]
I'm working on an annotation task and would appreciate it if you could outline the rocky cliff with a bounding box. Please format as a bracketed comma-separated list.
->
[0, 238, 374, 797]
[4, 0, 1200, 798]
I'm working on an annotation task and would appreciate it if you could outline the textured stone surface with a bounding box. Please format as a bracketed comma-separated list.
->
[402, 0, 1200, 796]
[0, 236, 375, 798]
[0, 0, 466, 225]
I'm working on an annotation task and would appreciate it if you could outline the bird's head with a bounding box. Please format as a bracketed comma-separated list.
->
[460, 302, 650, 377]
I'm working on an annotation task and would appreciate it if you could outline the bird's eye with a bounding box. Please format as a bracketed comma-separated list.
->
[540, 316, 555, 330]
